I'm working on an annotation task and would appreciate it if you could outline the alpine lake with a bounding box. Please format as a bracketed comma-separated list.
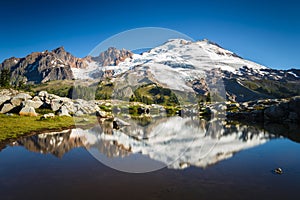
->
[0, 107, 300, 200]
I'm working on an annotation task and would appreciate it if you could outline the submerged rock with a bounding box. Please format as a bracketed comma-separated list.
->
[274, 168, 283, 175]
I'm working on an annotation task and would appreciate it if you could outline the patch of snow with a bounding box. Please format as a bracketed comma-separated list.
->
[288, 71, 298, 77]
[71, 61, 100, 79]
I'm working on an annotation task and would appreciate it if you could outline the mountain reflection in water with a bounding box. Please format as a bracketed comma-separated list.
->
[4, 116, 287, 170]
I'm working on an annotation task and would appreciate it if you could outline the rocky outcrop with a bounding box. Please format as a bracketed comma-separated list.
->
[0, 89, 100, 117]
[224, 97, 300, 123]
[92, 47, 133, 66]
[0, 47, 76, 84]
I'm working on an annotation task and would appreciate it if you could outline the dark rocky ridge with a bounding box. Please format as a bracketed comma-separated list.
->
[0, 46, 133, 85]
[0, 47, 76, 84]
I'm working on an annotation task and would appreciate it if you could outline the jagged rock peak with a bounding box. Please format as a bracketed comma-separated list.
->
[92, 47, 133, 66]
[52, 46, 66, 54]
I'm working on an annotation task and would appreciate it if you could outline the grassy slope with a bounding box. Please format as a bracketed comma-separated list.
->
[31, 80, 75, 97]
[133, 83, 179, 106]
[241, 79, 300, 99]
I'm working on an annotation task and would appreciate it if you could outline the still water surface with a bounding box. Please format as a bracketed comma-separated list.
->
[0, 116, 300, 200]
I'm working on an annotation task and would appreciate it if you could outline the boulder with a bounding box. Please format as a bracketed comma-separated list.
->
[11, 93, 32, 106]
[0, 103, 14, 113]
[10, 97, 23, 106]
[57, 105, 71, 116]
[48, 93, 61, 100]
[96, 110, 110, 118]
[32, 96, 42, 102]
[51, 99, 62, 111]
[19, 106, 37, 117]
[0, 95, 11, 106]
[38, 91, 49, 99]
[62, 101, 74, 114]
[74, 110, 84, 116]
[22, 100, 43, 109]
[41, 113, 55, 119]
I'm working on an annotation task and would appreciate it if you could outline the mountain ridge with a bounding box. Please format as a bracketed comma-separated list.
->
[1, 38, 299, 102]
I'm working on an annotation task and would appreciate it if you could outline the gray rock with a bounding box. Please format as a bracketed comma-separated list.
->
[96, 110, 110, 118]
[57, 105, 70, 116]
[0, 95, 11, 106]
[51, 99, 62, 111]
[74, 110, 84, 116]
[48, 94, 61, 100]
[19, 106, 37, 117]
[0, 103, 14, 113]
[38, 91, 48, 98]
[62, 101, 74, 113]
[41, 113, 55, 119]
[11, 93, 32, 106]
[10, 97, 23, 106]
[32, 96, 42, 102]
[22, 100, 43, 109]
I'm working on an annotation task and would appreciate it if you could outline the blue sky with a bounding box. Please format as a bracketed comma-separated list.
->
[1, 0, 299, 69]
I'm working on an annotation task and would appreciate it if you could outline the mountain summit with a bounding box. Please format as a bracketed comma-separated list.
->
[1, 39, 299, 101]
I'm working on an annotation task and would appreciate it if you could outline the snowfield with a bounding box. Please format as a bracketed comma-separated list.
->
[72, 38, 269, 92]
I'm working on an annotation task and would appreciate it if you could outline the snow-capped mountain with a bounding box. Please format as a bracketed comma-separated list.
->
[85, 39, 269, 83]
[1, 38, 299, 101]
[90, 39, 300, 102]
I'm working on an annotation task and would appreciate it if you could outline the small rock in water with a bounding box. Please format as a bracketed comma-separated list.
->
[274, 167, 283, 174]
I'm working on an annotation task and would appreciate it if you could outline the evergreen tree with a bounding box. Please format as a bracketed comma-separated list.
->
[0, 68, 11, 88]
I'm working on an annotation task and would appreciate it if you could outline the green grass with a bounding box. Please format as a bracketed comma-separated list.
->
[95, 81, 114, 100]
[0, 114, 97, 142]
